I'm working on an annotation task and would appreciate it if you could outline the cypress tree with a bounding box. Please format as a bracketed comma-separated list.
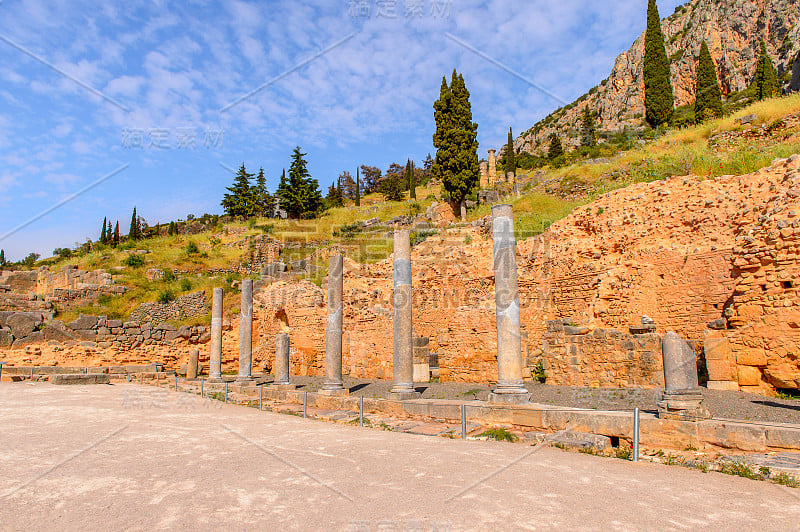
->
[432, 70, 479, 205]
[113, 222, 119, 247]
[504, 127, 516, 174]
[355, 167, 361, 207]
[129, 207, 138, 240]
[100, 217, 108, 244]
[755, 40, 780, 100]
[221, 164, 255, 218]
[581, 106, 597, 147]
[644, 0, 674, 127]
[0, 249, 5, 266]
[406, 159, 416, 199]
[548, 133, 564, 160]
[694, 41, 723, 123]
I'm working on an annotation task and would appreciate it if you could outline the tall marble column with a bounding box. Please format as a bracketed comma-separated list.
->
[489, 204, 530, 404]
[321, 254, 347, 396]
[237, 279, 254, 384]
[388, 230, 419, 400]
[209, 287, 223, 381]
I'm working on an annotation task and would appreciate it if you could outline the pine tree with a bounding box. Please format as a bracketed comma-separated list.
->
[129, 207, 139, 240]
[113, 221, 120, 247]
[221, 164, 255, 218]
[548, 133, 564, 160]
[355, 167, 361, 207]
[504, 127, 516, 174]
[252, 167, 273, 217]
[432, 70, 480, 205]
[581, 106, 597, 147]
[282, 147, 322, 219]
[326, 180, 344, 208]
[694, 41, 723, 123]
[100, 218, 108, 244]
[644, 0, 674, 127]
[755, 40, 780, 101]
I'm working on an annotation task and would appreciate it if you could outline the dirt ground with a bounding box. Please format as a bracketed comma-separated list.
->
[1, 382, 799, 531]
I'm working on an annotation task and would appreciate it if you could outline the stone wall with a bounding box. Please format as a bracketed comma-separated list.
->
[129, 291, 207, 323]
[541, 321, 664, 388]
[0, 265, 125, 312]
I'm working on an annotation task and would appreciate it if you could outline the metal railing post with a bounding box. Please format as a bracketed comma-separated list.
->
[156, 373, 159, 388]
[175, 375, 178, 391]
[359, 396, 364, 427]
[259, 386, 263, 411]
[0, 362, 4, 383]
[200, 378, 204, 398]
[224, 381, 228, 404]
[140, 373, 143, 385]
[462, 404, 467, 440]
[633, 408, 640, 462]
[303, 391, 308, 419]
[30, 367, 34, 382]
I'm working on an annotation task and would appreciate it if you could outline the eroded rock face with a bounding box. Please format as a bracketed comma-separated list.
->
[518, 0, 800, 154]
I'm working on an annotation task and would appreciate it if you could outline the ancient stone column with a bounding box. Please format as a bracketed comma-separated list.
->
[489, 204, 530, 404]
[488, 149, 497, 185]
[658, 332, 710, 419]
[388, 230, 419, 400]
[209, 287, 223, 381]
[236, 279, 254, 384]
[274, 333, 292, 386]
[506, 171, 515, 184]
[187, 349, 199, 380]
[480, 161, 489, 188]
[321, 254, 347, 396]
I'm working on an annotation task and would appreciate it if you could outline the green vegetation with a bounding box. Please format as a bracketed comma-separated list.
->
[755, 40, 780, 101]
[432, 69, 480, 205]
[644, 0, 674, 127]
[128, 207, 141, 240]
[532, 361, 547, 383]
[581, 107, 596, 147]
[504, 127, 516, 174]
[695, 41, 722, 123]
[123, 254, 145, 268]
[275, 147, 323, 219]
[477, 427, 518, 442]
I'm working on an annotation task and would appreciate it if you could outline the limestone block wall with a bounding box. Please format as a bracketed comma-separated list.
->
[541, 323, 664, 388]
[129, 291, 207, 323]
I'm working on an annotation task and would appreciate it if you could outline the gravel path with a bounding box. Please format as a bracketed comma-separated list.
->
[280, 376, 800, 425]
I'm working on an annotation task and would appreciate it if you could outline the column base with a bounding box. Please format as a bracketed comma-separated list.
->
[488, 392, 531, 405]
[387, 391, 421, 401]
[658, 390, 711, 420]
[319, 388, 349, 397]
[270, 383, 296, 390]
[235, 376, 255, 385]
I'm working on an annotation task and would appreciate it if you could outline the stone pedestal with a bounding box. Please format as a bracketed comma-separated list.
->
[273, 333, 291, 386]
[236, 279, 254, 384]
[658, 331, 710, 420]
[187, 350, 199, 380]
[208, 287, 223, 382]
[388, 230, 419, 400]
[480, 161, 489, 188]
[321, 255, 347, 396]
[488, 205, 530, 405]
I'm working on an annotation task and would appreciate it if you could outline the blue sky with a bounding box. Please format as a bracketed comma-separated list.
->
[0, 0, 684, 261]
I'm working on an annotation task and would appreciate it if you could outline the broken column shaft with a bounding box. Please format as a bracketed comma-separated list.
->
[274, 333, 291, 386]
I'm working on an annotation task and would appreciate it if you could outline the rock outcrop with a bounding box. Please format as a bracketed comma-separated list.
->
[518, 0, 800, 154]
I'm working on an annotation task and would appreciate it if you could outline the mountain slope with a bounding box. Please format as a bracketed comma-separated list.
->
[517, 0, 800, 155]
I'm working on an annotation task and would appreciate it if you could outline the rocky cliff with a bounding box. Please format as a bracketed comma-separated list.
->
[517, 0, 800, 154]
